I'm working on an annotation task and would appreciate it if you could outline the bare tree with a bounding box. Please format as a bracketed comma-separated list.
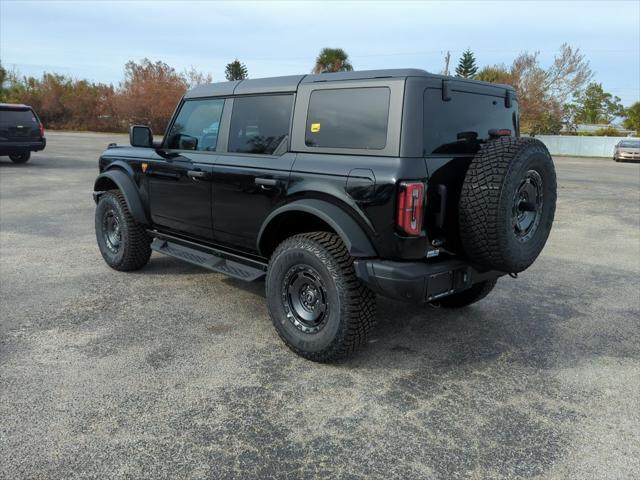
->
[477, 44, 593, 135]
[544, 44, 593, 105]
[183, 67, 212, 88]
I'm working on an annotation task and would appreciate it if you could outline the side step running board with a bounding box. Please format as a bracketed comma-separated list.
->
[150, 238, 266, 281]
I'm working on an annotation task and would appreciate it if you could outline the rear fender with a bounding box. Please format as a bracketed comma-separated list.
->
[257, 199, 377, 257]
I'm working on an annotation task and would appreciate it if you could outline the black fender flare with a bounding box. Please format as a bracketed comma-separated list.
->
[93, 169, 149, 225]
[257, 199, 377, 257]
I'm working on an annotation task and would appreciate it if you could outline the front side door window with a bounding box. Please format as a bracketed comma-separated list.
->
[167, 98, 225, 151]
[148, 98, 225, 239]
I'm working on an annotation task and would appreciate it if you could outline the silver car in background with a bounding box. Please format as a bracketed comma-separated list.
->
[613, 139, 640, 162]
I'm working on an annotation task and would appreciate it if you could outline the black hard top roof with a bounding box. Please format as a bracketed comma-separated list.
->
[0, 103, 32, 109]
[184, 68, 514, 99]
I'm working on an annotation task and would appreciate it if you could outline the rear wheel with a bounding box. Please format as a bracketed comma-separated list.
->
[9, 151, 30, 163]
[437, 279, 497, 308]
[95, 190, 151, 271]
[266, 232, 376, 362]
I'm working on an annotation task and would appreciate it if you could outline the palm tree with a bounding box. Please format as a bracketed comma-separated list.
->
[312, 48, 353, 74]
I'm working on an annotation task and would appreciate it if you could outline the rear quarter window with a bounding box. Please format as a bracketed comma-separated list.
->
[424, 89, 517, 155]
[305, 87, 390, 150]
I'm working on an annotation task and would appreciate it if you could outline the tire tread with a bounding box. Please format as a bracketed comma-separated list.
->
[267, 232, 376, 362]
[97, 190, 151, 271]
[459, 136, 556, 272]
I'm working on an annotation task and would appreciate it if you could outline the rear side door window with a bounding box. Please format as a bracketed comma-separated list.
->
[305, 87, 390, 150]
[167, 98, 225, 151]
[227, 95, 293, 155]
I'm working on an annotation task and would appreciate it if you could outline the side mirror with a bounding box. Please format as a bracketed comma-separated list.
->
[130, 125, 153, 148]
[178, 135, 198, 150]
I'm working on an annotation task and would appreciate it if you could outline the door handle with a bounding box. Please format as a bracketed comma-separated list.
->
[147, 170, 180, 180]
[188, 170, 206, 179]
[255, 177, 279, 188]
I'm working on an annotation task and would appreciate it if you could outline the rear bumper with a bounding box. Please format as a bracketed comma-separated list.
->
[0, 138, 46, 154]
[353, 258, 504, 303]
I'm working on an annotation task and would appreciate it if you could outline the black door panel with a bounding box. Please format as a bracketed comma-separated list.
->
[212, 94, 295, 252]
[212, 153, 295, 251]
[147, 97, 226, 240]
[147, 153, 215, 239]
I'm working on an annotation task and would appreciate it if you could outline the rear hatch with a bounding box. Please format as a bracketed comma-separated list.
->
[0, 106, 41, 142]
[422, 80, 519, 253]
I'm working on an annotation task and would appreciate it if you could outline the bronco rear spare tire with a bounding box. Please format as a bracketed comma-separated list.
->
[459, 137, 556, 273]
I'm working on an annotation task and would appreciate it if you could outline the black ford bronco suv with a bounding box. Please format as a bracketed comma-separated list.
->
[93, 69, 556, 361]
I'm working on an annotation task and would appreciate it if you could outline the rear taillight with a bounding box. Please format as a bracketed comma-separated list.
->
[397, 181, 425, 236]
[39, 123, 45, 138]
[488, 128, 512, 138]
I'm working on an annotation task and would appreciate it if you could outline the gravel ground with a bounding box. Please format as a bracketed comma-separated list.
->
[1, 132, 639, 479]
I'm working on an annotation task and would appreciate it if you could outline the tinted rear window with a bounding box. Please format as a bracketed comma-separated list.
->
[424, 89, 517, 155]
[305, 87, 390, 150]
[228, 95, 293, 155]
[0, 108, 37, 123]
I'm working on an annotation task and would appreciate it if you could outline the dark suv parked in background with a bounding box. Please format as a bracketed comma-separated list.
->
[92, 69, 557, 361]
[0, 103, 46, 163]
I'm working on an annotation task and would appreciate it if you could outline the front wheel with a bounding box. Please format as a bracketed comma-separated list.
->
[266, 232, 376, 362]
[9, 152, 30, 163]
[95, 190, 151, 271]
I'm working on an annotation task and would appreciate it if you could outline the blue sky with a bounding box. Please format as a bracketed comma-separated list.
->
[1, 0, 639, 106]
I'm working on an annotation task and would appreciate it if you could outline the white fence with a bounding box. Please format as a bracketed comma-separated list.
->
[532, 135, 639, 158]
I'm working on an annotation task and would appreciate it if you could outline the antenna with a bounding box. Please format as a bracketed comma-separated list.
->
[443, 51, 451, 76]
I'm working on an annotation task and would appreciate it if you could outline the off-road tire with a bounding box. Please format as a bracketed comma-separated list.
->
[266, 232, 376, 362]
[459, 137, 556, 273]
[438, 279, 497, 308]
[95, 190, 151, 271]
[9, 152, 30, 163]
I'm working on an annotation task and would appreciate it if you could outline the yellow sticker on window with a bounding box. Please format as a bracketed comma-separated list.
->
[310, 123, 321, 133]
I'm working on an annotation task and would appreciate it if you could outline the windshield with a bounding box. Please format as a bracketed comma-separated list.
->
[618, 140, 640, 148]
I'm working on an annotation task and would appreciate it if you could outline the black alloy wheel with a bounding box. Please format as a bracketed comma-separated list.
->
[282, 264, 329, 334]
[512, 169, 543, 243]
[102, 209, 122, 253]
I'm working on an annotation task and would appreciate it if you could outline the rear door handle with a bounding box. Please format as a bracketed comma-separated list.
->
[255, 177, 279, 188]
[188, 170, 206, 179]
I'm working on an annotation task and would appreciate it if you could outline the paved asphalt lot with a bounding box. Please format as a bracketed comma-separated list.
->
[1, 132, 639, 479]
